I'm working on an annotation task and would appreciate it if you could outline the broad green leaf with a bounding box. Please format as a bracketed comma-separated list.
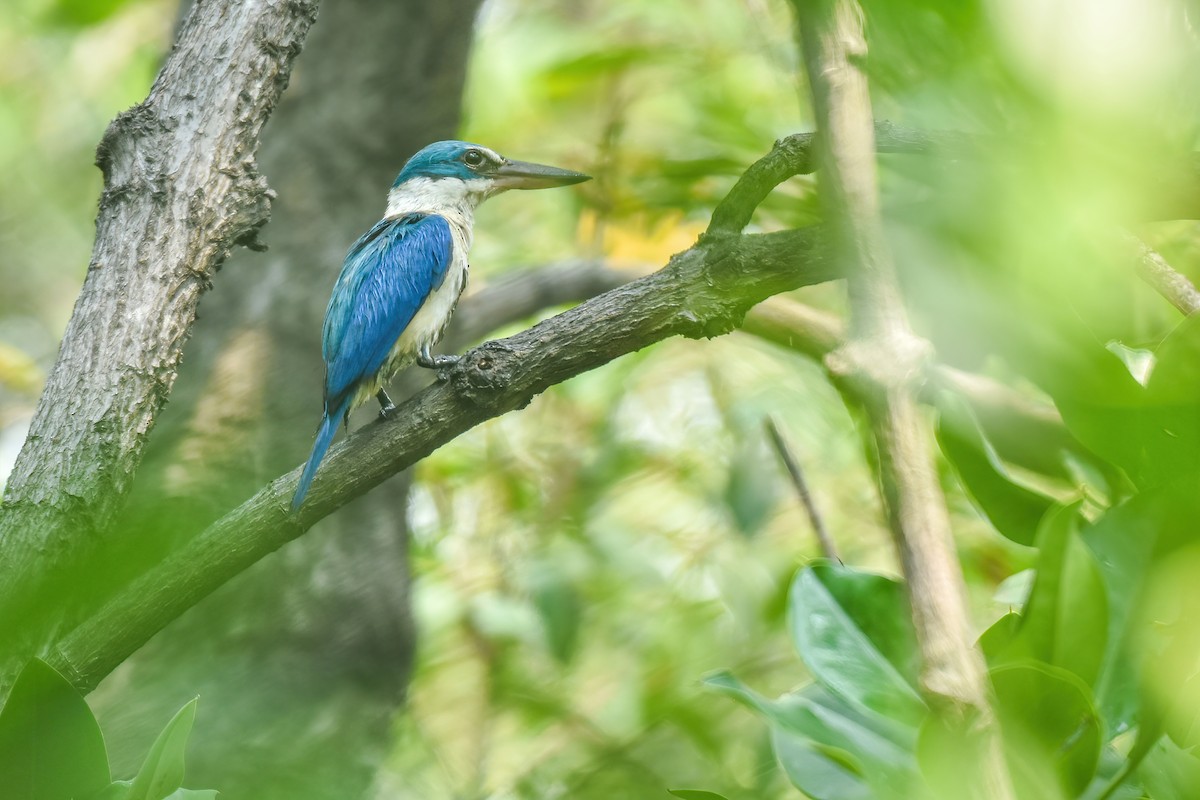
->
[772, 727, 874, 800]
[978, 612, 1021, 664]
[937, 392, 1056, 545]
[667, 790, 731, 800]
[0, 658, 110, 800]
[87, 781, 132, 800]
[788, 563, 925, 723]
[991, 662, 1102, 799]
[1138, 314, 1200, 485]
[705, 672, 923, 799]
[915, 710, 991, 800]
[1058, 316, 1200, 489]
[126, 698, 198, 800]
[1137, 738, 1200, 800]
[1082, 487, 1196, 730]
[1054, 344, 1152, 486]
[1006, 503, 1108, 684]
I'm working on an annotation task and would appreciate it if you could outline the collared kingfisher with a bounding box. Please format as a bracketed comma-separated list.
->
[292, 140, 590, 510]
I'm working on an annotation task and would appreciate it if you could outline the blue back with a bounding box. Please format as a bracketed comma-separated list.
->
[321, 212, 454, 414]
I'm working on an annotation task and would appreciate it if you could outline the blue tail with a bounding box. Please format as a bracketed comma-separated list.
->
[292, 399, 349, 511]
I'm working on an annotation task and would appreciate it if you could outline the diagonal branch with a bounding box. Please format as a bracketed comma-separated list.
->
[49, 226, 837, 692]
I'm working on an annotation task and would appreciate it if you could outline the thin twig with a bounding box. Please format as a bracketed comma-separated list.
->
[763, 416, 838, 560]
[1127, 232, 1200, 315]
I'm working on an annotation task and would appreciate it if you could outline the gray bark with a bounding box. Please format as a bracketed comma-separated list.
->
[0, 0, 319, 662]
[79, 1, 483, 797]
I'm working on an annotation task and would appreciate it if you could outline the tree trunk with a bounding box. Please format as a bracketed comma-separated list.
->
[89, 1, 482, 797]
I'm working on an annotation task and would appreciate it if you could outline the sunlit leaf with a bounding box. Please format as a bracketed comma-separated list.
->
[0, 658, 110, 800]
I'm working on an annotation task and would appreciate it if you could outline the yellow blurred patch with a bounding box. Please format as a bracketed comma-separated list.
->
[0, 342, 43, 395]
[579, 210, 707, 265]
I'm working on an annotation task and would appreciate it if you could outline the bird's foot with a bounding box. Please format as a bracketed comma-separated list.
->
[416, 352, 460, 370]
[417, 348, 460, 381]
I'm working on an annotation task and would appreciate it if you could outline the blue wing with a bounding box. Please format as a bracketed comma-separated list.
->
[321, 212, 454, 413]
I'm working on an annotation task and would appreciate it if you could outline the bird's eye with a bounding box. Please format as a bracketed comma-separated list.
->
[463, 149, 485, 168]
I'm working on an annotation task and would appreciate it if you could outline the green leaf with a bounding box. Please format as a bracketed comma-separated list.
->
[1136, 315, 1200, 484]
[0, 658, 110, 800]
[724, 435, 778, 538]
[936, 392, 1055, 545]
[915, 709, 991, 800]
[1081, 486, 1195, 730]
[126, 698, 198, 800]
[1138, 738, 1200, 800]
[1054, 343, 1152, 486]
[991, 662, 1102, 798]
[1057, 316, 1200, 489]
[530, 572, 582, 664]
[667, 790, 731, 800]
[978, 612, 1022, 664]
[772, 727, 875, 800]
[1010, 503, 1108, 684]
[788, 563, 925, 723]
[705, 672, 923, 799]
[87, 781, 132, 800]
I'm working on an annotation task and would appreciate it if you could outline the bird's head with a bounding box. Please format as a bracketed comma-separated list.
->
[388, 141, 590, 216]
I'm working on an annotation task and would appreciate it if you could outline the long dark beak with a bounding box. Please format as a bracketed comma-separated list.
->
[492, 159, 591, 190]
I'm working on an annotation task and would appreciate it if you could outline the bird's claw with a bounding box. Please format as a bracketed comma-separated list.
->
[378, 401, 397, 419]
[416, 349, 460, 380]
[417, 353, 460, 369]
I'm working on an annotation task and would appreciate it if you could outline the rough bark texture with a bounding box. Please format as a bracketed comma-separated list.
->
[51, 226, 837, 693]
[0, 0, 319, 658]
[791, 1, 1015, 797]
[76, 1, 483, 797]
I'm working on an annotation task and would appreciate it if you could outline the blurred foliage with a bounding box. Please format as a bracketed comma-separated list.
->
[5, 0, 1200, 797]
[0, 659, 213, 799]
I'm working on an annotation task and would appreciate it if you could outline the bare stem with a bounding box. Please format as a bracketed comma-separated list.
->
[764, 416, 838, 560]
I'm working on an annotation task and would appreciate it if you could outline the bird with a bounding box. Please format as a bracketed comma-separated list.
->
[291, 140, 590, 510]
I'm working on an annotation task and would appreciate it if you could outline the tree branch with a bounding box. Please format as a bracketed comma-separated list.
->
[1128, 233, 1200, 315]
[742, 299, 1093, 481]
[791, 1, 1014, 797]
[0, 0, 319, 649]
[49, 227, 837, 692]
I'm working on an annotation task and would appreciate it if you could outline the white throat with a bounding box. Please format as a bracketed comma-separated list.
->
[385, 176, 493, 223]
